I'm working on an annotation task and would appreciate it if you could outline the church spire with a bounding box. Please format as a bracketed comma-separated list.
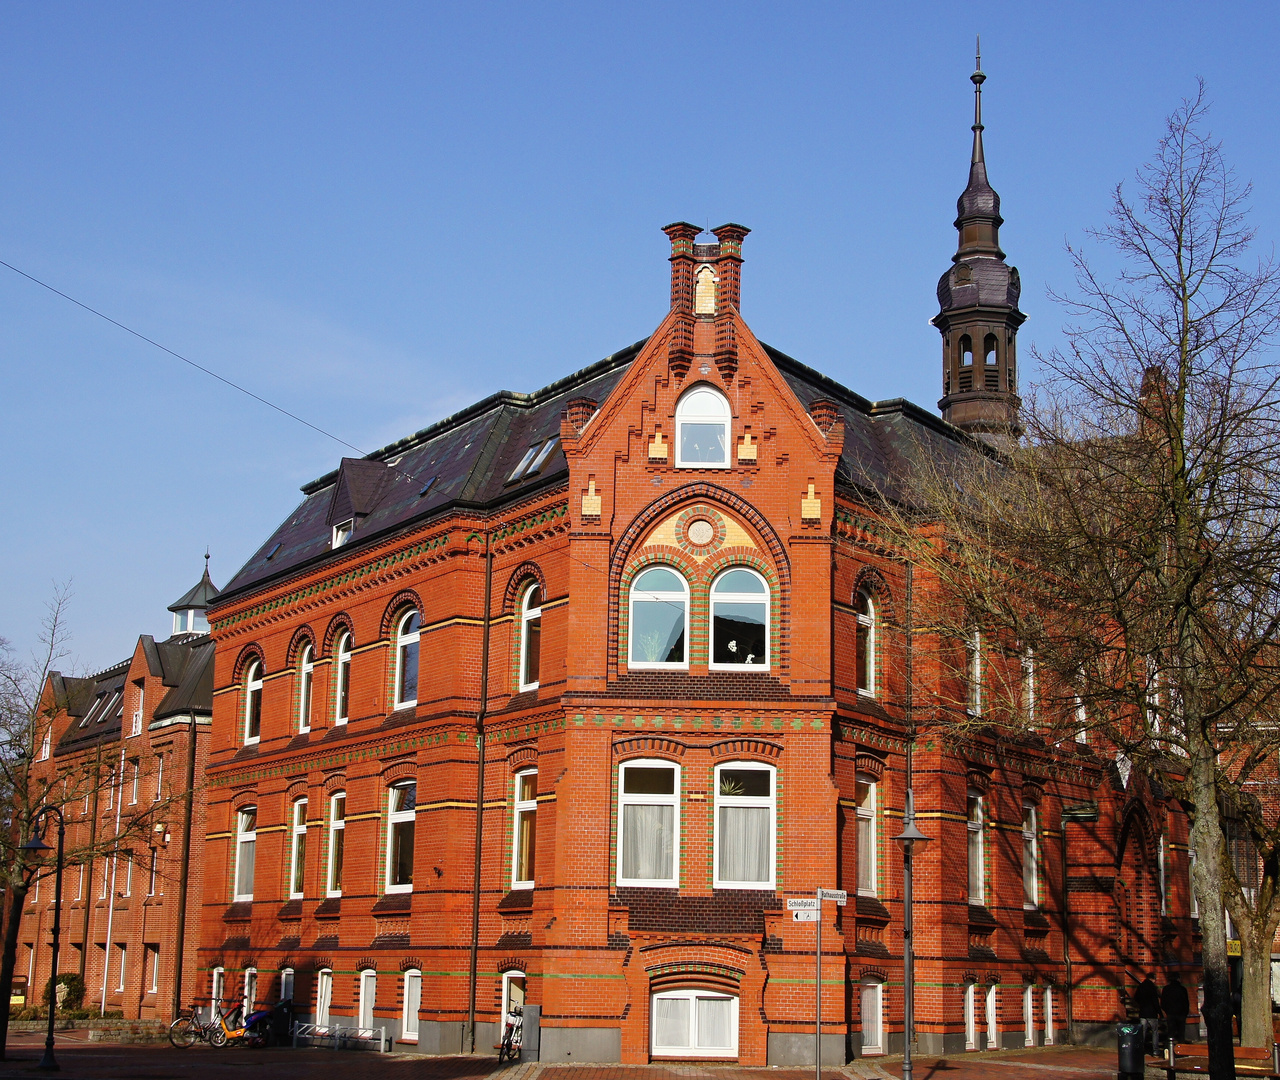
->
[933, 49, 1025, 447]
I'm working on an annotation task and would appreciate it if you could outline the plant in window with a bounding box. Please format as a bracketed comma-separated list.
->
[710, 569, 768, 668]
[714, 764, 774, 888]
[628, 567, 688, 667]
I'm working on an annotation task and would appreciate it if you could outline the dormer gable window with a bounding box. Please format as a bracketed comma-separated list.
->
[507, 437, 561, 484]
[675, 385, 730, 469]
[332, 519, 354, 549]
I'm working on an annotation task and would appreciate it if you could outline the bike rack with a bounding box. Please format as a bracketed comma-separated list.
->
[291, 1021, 388, 1053]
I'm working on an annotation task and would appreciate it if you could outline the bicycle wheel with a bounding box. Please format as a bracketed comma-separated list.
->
[245, 1020, 269, 1049]
[168, 1016, 198, 1049]
[209, 1025, 229, 1048]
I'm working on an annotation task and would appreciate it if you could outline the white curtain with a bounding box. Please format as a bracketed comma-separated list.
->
[719, 806, 769, 882]
[696, 997, 732, 1048]
[653, 996, 689, 1048]
[359, 971, 376, 1029]
[236, 837, 255, 897]
[623, 804, 673, 880]
[861, 983, 881, 1050]
[403, 972, 421, 1037]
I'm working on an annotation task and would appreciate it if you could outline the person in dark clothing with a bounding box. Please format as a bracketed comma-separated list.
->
[1134, 973, 1163, 1053]
[1162, 972, 1190, 1045]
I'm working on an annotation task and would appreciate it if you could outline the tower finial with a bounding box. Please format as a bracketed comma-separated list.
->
[970, 37, 986, 165]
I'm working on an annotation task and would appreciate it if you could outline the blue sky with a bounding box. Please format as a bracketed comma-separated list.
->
[3, 2, 1278, 673]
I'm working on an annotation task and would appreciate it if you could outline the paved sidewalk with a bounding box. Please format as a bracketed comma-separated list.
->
[0, 1040, 1120, 1080]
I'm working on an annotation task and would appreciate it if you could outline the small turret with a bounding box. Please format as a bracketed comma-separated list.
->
[168, 554, 220, 636]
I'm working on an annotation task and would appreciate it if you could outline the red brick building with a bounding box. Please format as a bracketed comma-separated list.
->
[195, 71, 1207, 1064]
[22, 567, 215, 1021]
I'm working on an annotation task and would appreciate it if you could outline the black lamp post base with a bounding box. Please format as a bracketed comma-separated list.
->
[37, 1044, 60, 1071]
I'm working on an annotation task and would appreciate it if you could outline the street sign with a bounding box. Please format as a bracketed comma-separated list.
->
[818, 888, 848, 905]
[792, 909, 819, 922]
[787, 897, 819, 910]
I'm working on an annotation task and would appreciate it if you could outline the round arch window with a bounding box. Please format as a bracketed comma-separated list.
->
[629, 567, 688, 668]
[675, 386, 730, 468]
[710, 568, 768, 669]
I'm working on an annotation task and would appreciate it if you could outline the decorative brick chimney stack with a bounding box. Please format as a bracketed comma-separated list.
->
[711, 223, 749, 311]
[664, 222, 700, 313]
[663, 221, 751, 383]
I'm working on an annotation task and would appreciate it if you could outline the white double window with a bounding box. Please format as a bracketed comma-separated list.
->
[512, 770, 537, 889]
[395, 610, 421, 710]
[965, 982, 977, 1050]
[628, 567, 688, 669]
[860, 978, 884, 1054]
[327, 792, 345, 896]
[710, 568, 769, 669]
[714, 763, 775, 889]
[234, 807, 257, 902]
[1022, 804, 1038, 908]
[1023, 984, 1035, 1046]
[675, 385, 731, 468]
[244, 660, 263, 744]
[1043, 986, 1055, 1045]
[985, 984, 999, 1050]
[618, 760, 679, 887]
[298, 644, 314, 733]
[385, 781, 416, 893]
[334, 632, 352, 724]
[289, 798, 307, 899]
[855, 772, 877, 897]
[651, 990, 738, 1057]
[967, 790, 985, 904]
[519, 585, 542, 691]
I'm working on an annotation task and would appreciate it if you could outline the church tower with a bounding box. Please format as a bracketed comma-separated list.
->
[934, 45, 1025, 445]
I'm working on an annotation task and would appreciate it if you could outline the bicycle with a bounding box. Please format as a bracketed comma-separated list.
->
[170, 998, 269, 1049]
[168, 1003, 219, 1048]
[497, 1005, 523, 1063]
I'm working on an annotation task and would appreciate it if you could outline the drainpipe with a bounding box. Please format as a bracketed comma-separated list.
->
[99, 734, 127, 1015]
[466, 531, 494, 1053]
[1061, 802, 1100, 1043]
[170, 709, 200, 1019]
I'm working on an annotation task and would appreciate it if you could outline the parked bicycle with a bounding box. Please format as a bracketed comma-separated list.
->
[497, 1005, 523, 1063]
[169, 998, 270, 1049]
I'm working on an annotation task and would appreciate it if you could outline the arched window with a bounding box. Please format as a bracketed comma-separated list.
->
[675, 385, 730, 468]
[385, 780, 416, 893]
[298, 643, 314, 733]
[964, 981, 977, 1050]
[243, 967, 258, 1018]
[694, 264, 717, 315]
[855, 589, 875, 695]
[713, 762, 775, 888]
[628, 567, 688, 668]
[984, 333, 999, 365]
[402, 969, 422, 1041]
[394, 610, 421, 709]
[289, 797, 307, 899]
[860, 977, 884, 1055]
[244, 660, 263, 744]
[959, 335, 974, 366]
[709, 568, 768, 669]
[234, 806, 256, 901]
[334, 632, 352, 725]
[280, 968, 295, 1003]
[326, 791, 345, 897]
[519, 584, 542, 691]
[315, 968, 333, 1026]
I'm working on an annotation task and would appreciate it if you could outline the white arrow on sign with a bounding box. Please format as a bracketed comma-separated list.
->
[792, 909, 819, 922]
[786, 897, 819, 910]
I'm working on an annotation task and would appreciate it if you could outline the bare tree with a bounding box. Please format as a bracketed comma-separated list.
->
[876, 85, 1280, 1079]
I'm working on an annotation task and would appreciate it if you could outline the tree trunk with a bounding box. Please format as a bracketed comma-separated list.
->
[1238, 927, 1274, 1049]
[0, 878, 30, 1060]
[1192, 783, 1238, 1079]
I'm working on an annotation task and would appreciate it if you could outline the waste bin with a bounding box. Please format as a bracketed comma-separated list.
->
[1117, 1021, 1145, 1078]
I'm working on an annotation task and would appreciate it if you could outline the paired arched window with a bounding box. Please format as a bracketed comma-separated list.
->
[298, 643, 314, 733]
[394, 610, 421, 709]
[959, 335, 974, 366]
[628, 567, 688, 668]
[709, 568, 768, 669]
[243, 660, 263, 744]
[520, 584, 542, 691]
[334, 631, 352, 724]
[855, 589, 875, 695]
[675, 385, 730, 468]
[984, 333, 999, 366]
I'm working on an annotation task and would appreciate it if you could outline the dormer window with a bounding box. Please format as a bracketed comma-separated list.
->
[675, 386, 731, 468]
[508, 438, 561, 484]
[332, 520, 354, 549]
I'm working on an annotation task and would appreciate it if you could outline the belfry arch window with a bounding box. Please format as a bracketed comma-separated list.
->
[855, 589, 876, 695]
[959, 335, 974, 366]
[675, 385, 730, 468]
[694, 264, 717, 315]
[984, 334, 998, 365]
[519, 583, 542, 691]
[394, 609, 421, 710]
[628, 566, 688, 669]
[709, 568, 768, 669]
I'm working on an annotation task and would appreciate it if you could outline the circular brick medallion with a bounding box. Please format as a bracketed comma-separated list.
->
[687, 518, 715, 546]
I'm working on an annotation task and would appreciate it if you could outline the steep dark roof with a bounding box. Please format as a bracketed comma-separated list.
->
[55, 660, 130, 755]
[214, 335, 976, 609]
[168, 566, 221, 612]
[153, 637, 214, 721]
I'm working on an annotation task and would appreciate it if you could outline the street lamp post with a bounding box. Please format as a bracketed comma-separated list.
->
[893, 789, 932, 1080]
[22, 805, 66, 1072]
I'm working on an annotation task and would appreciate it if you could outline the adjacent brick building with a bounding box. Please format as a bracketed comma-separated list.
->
[22, 567, 216, 1021]
[192, 67, 1208, 1065]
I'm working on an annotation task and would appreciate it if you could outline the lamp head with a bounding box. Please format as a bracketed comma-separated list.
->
[893, 789, 933, 853]
[21, 835, 51, 855]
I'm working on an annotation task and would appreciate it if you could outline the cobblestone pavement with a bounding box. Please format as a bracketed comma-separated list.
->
[0, 1038, 1121, 1080]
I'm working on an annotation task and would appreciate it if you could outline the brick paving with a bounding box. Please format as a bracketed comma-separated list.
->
[0, 1039, 1123, 1080]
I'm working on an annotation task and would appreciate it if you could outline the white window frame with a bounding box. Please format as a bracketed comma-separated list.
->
[289, 798, 308, 899]
[327, 792, 345, 897]
[1158, 835, 1167, 915]
[855, 589, 876, 696]
[315, 969, 333, 1026]
[123, 851, 133, 897]
[394, 609, 421, 710]
[501, 970, 526, 1018]
[147, 945, 160, 994]
[512, 769, 537, 889]
[153, 753, 164, 801]
[519, 584, 542, 692]
[384, 781, 416, 894]
[244, 967, 257, 1016]
[855, 771, 878, 897]
[860, 978, 884, 1055]
[334, 632, 352, 725]
[967, 627, 982, 716]
[712, 762, 776, 890]
[985, 984, 999, 1050]
[967, 789, 985, 904]
[234, 806, 257, 902]
[358, 969, 376, 1030]
[280, 967, 295, 1003]
[38, 726, 51, 761]
[674, 384, 731, 469]
[617, 759, 680, 888]
[115, 943, 127, 992]
[75, 862, 84, 902]
[708, 567, 770, 671]
[298, 644, 314, 734]
[131, 682, 144, 737]
[1022, 648, 1036, 726]
[1022, 804, 1038, 909]
[628, 567, 690, 670]
[1023, 984, 1034, 1046]
[1189, 846, 1200, 918]
[332, 519, 354, 549]
[244, 660, 263, 745]
[211, 966, 225, 1011]
[128, 759, 139, 805]
[402, 969, 422, 1041]
[964, 982, 977, 1050]
[147, 848, 158, 896]
[650, 988, 739, 1058]
[1043, 986, 1054, 1045]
